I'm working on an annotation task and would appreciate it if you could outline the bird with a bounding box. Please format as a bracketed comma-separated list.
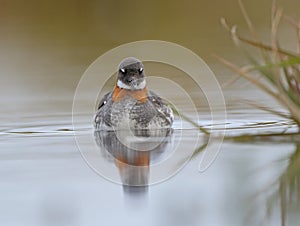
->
[94, 57, 174, 130]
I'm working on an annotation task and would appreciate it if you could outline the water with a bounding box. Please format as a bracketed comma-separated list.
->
[1, 92, 299, 226]
[1, 1, 300, 226]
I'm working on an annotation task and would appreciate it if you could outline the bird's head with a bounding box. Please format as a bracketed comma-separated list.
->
[117, 57, 146, 90]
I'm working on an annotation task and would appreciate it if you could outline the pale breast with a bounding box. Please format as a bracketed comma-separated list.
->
[94, 91, 173, 130]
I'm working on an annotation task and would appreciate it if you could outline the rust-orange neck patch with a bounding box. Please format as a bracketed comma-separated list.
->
[112, 85, 148, 103]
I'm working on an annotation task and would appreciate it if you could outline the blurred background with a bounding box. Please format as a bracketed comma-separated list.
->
[1, 0, 299, 115]
[1, 0, 300, 226]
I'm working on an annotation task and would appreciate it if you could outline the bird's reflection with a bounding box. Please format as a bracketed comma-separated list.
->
[94, 128, 173, 194]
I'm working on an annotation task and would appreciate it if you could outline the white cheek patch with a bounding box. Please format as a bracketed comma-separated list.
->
[135, 79, 146, 89]
[117, 79, 146, 90]
[117, 80, 132, 89]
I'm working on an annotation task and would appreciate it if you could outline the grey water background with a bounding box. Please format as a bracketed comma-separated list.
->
[1, 1, 300, 226]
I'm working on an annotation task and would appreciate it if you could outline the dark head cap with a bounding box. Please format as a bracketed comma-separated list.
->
[117, 57, 146, 90]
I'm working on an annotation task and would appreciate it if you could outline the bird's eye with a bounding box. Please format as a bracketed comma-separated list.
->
[119, 68, 126, 74]
[138, 68, 144, 74]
